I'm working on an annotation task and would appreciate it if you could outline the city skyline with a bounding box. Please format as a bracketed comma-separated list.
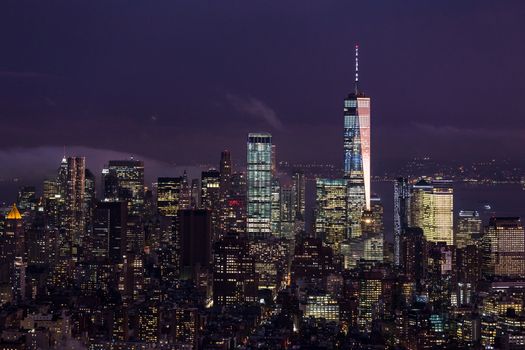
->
[1, 2, 525, 349]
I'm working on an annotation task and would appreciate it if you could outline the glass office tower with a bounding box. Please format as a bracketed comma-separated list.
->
[315, 178, 348, 254]
[344, 45, 371, 238]
[394, 177, 411, 266]
[410, 179, 454, 245]
[247, 133, 273, 239]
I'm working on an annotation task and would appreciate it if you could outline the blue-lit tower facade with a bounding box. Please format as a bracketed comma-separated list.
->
[344, 45, 371, 238]
[247, 133, 273, 239]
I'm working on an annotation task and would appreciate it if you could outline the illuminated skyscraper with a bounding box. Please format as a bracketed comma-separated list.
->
[394, 177, 410, 266]
[344, 45, 371, 239]
[102, 158, 145, 217]
[0, 205, 24, 285]
[219, 150, 232, 198]
[270, 179, 281, 236]
[247, 133, 273, 239]
[213, 233, 258, 306]
[16, 186, 36, 213]
[65, 156, 86, 258]
[157, 177, 183, 217]
[361, 195, 384, 235]
[201, 169, 220, 239]
[456, 210, 481, 248]
[92, 201, 128, 263]
[279, 184, 295, 239]
[221, 172, 247, 234]
[219, 150, 232, 235]
[483, 217, 525, 277]
[292, 169, 306, 221]
[315, 178, 348, 254]
[410, 179, 454, 245]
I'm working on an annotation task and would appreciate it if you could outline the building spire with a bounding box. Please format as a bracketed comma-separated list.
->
[62, 145, 67, 163]
[355, 43, 359, 94]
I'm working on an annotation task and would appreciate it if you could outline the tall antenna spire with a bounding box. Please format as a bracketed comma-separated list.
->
[355, 43, 359, 94]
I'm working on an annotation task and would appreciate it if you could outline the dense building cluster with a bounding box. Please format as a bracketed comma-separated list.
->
[0, 48, 524, 349]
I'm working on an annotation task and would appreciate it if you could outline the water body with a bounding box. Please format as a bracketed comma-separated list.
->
[373, 181, 525, 242]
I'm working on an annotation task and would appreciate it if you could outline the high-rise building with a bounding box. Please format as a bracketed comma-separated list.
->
[178, 209, 212, 278]
[456, 210, 481, 248]
[315, 178, 347, 254]
[483, 217, 525, 277]
[92, 202, 128, 263]
[270, 179, 281, 236]
[219, 150, 232, 235]
[291, 238, 335, 286]
[248, 238, 289, 291]
[292, 169, 306, 221]
[157, 177, 183, 217]
[102, 159, 145, 216]
[219, 150, 232, 199]
[11, 257, 26, 302]
[180, 171, 191, 210]
[400, 227, 426, 289]
[361, 195, 384, 235]
[64, 156, 86, 259]
[247, 132, 273, 239]
[0, 205, 24, 285]
[344, 45, 371, 240]
[279, 184, 295, 239]
[221, 172, 247, 235]
[201, 169, 220, 239]
[190, 179, 200, 209]
[410, 179, 454, 245]
[213, 233, 258, 306]
[394, 177, 410, 266]
[304, 294, 340, 322]
[358, 268, 386, 333]
[16, 186, 36, 213]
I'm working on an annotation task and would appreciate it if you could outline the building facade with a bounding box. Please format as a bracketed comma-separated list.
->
[247, 133, 273, 239]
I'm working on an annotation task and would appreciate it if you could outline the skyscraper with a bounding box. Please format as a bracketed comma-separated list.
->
[157, 177, 183, 217]
[16, 186, 36, 213]
[400, 227, 426, 289]
[456, 210, 481, 248]
[270, 178, 281, 236]
[178, 209, 212, 278]
[315, 178, 348, 254]
[102, 158, 145, 217]
[213, 233, 258, 306]
[410, 179, 454, 245]
[483, 217, 525, 277]
[221, 172, 247, 234]
[344, 45, 371, 237]
[292, 169, 306, 221]
[65, 156, 86, 259]
[247, 133, 273, 239]
[394, 177, 411, 266]
[219, 150, 232, 235]
[92, 201, 128, 263]
[1, 205, 24, 286]
[201, 169, 220, 239]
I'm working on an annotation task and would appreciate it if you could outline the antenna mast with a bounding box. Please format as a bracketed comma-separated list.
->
[355, 43, 359, 94]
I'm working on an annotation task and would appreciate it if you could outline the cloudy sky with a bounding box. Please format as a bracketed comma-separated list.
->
[1, 0, 525, 189]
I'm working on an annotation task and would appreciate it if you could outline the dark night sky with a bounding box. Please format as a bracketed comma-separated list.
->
[1, 1, 525, 184]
